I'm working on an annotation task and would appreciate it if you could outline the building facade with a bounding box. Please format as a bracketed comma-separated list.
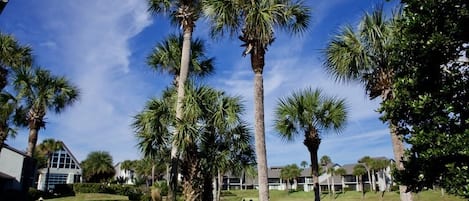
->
[36, 143, 82, 191]
[0, 144, 35, 192]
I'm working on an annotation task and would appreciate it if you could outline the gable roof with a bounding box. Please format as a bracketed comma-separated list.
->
[60, 142, 82, 169]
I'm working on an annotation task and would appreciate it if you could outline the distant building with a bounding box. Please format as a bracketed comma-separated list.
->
[0, 144, 35, 193]
[221, 157, 394, 192]
[36, 143, 82, 191]
[114, 162, 136, 185]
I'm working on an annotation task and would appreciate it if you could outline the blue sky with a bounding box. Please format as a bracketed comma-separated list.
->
[0, 0, 399, 166]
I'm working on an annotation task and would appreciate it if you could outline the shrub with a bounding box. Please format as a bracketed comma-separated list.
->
[153, 181, 168, 196]
[54, 184, 75, 196]
[73, 183, 143, 200]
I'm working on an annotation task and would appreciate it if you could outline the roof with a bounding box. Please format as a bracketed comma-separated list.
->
[60, 142, 82, 169]
[1, 143, 29, 157]
[0, 171, 15, 180]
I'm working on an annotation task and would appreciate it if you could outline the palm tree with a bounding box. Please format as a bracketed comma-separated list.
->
[0, 32, 32, 91]
[147, 34, 214, 88]
[134, 84, 253, 201]
[274, 88, 347, 201]
[13, 67, 79, 157]
[36, 138, 63, 191]
[323, 7, 412, 201]
[280, 164, 301, 192]
[301, 161, 308, 169]
[320, 155, 332, 194]
[353, 164, 367, 200]
[81, 151, 116, 183]
[358, 156, 374, 191]
[0, 92, 20, 153]
[204, 2, 310, 200]
[147, 0, 204, 198]
[335, 167, 347, 195]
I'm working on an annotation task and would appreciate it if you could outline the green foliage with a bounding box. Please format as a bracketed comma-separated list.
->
[153, 181, 168, 196]
[72, 183, 143, 200]
[379, 0, 469, 198]
[81, 151, 116, 183]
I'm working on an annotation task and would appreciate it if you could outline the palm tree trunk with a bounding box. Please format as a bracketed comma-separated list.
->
[217, 170, 222, 201]
[331, 174, 335, 198]
[327, 173, 331, 196]
[305, 130, 321, 201]
[390, 124, 413, 201]
[45, 152, 52, 192]
[253, 71, 269, 201]
[169, 24, 194, 201]
[151, 164, 155, 186]
[26, 126, 39, 157]
[366, 170, 371, 192]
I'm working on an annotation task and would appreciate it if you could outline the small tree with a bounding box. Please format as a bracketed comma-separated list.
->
[353, 164, 367, 199]
[335, 167, 347, 195]
[81, 151, 116, 183]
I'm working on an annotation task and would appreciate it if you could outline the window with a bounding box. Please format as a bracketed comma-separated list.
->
[47, 173, 68, 190]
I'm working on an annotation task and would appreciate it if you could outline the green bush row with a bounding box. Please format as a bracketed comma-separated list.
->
[73, 183, 143, 200]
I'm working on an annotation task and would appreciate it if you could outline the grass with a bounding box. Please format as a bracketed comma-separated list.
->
[42, 190, 466, 201]
[45, 193, 129, 201]
[221, 190, 467, 201]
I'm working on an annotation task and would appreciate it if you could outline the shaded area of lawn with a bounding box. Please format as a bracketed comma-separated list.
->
[45, 193, 128, 201]
[221, 190, 466, 201]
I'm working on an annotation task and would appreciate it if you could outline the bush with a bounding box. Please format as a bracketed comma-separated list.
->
[73, 183, 107, 193]
[54, 184, 75, 196]
[72, 183, 143, 200]
[153, 181, 168, 196]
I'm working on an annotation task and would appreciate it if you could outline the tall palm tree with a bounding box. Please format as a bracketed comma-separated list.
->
[36, 138, 63, 191]
[0, 32, 32, 91]
[147, 34, 214, 87]
[323, 7, 412, 201]
[320, 155, 332, 194]
[147, 0, 204, 198]
[14, 67, 79, 157]
[274, 88, 347, 201]
[335, 167, 347, 195]
[353, 164, 367, 199]
[81, 151, 116, 183]
[358, 156, 374, 191]
[204, 2, 310, 200]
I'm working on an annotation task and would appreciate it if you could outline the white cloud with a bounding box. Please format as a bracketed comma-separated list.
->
[10, 1, 155, 163]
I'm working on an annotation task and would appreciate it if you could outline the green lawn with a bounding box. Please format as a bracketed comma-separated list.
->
[43, 190, 465, 201]
[45, 193, 129, 201]
[221, 190, 466, 201]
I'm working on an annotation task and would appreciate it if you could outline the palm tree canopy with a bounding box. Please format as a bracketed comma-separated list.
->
[320, 155, 332, 166]
[0, 33, 33, 90]
[147, 34, 214, 84]
[203, 0, 311, 58]
[0, 33, 32, 68]
[36, 138, 63, 155]
[335, 167, 346, 176]
[353, 164, 367, 176]
[323, 7, 398, 100]
[81, 151, 116, 182]
[13, 67, 80, 126]
[147, 0, 202, 29]
[0, 92, 19, 139]
[274, 88, 348, 141]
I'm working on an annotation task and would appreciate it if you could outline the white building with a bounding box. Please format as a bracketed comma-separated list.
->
[114, 162, 136, 185]
[0, 144, 35, 192]
[36, 142, 82, 191]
